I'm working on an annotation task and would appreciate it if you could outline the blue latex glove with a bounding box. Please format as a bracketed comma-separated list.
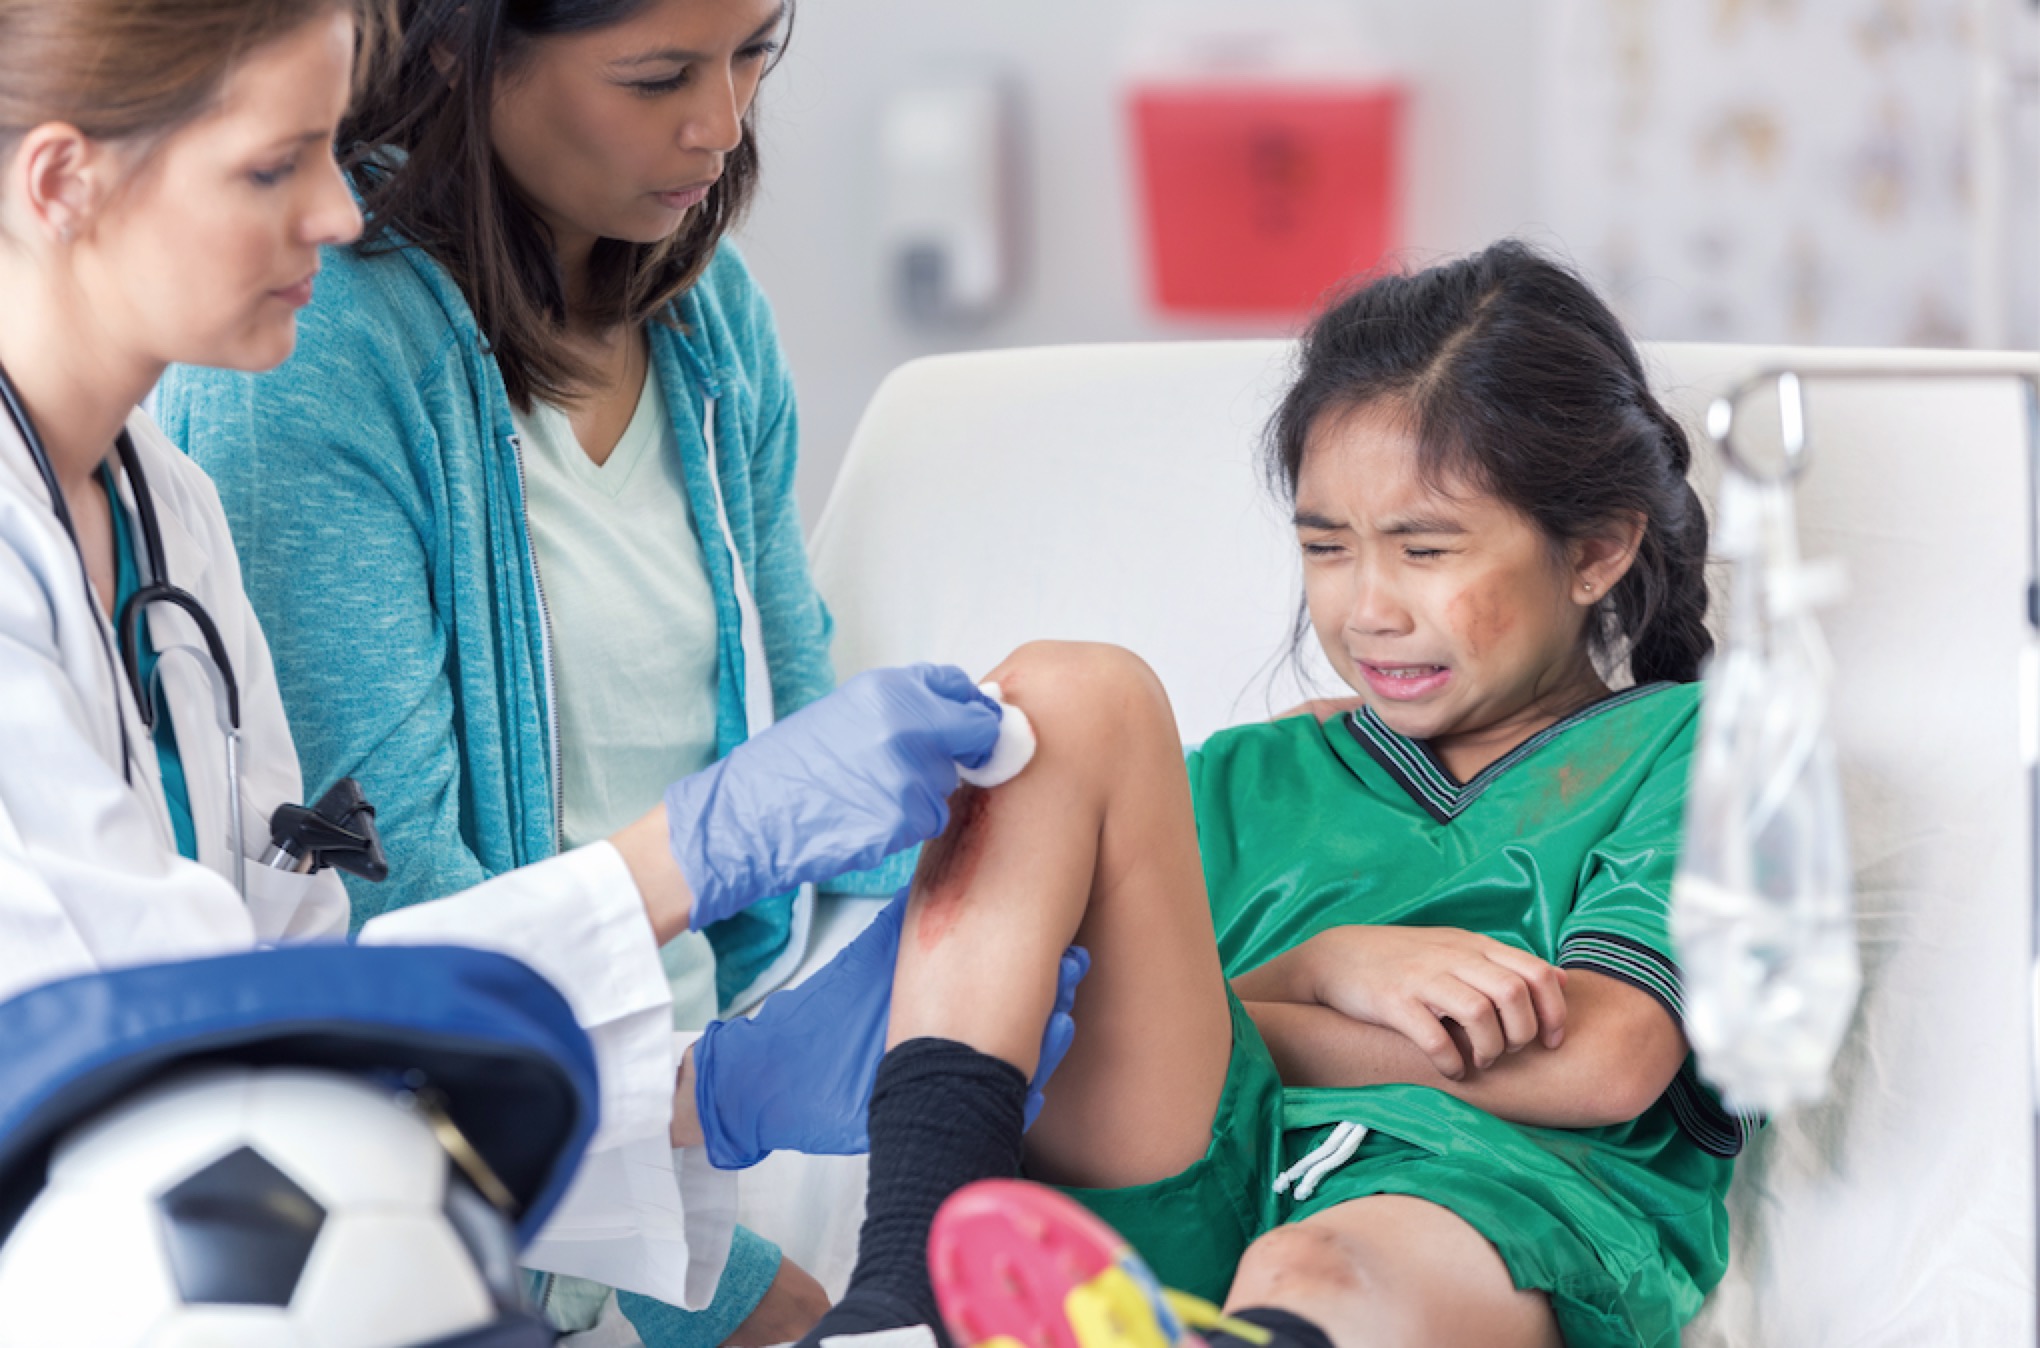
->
[692, 893, 1090, 1170]
[666, 665, 1003, 932]
[1026, 945, 1088, 1130]
[1028, 942, 1093, 1133]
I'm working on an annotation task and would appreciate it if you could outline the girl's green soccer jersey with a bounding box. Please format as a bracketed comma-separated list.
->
[1197, 679, 1752, 1156]
[1064, 681, 1748, 1348]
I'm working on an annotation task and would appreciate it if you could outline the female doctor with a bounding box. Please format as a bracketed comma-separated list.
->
[0, 0, 1043, 1325]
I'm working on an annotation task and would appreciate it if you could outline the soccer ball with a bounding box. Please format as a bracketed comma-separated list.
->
[0, 1065, 530, 1347]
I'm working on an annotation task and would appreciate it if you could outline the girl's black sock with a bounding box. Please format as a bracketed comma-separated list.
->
[1207, 1306, 1338, 1348]
[796, 1037, 1027, 1348]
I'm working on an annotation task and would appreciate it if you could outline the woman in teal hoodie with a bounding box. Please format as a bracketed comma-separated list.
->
[159, 0, 889, 1342]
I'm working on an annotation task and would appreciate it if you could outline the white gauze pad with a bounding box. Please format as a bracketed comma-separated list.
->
[958, 680, 1036, 788]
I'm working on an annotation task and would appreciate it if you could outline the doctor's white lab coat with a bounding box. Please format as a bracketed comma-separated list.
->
[0, 405, 735, 1309]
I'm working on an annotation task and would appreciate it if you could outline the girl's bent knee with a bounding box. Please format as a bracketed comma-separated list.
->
[1231, 1222, 1376, 1307]
[992, 640, 1171, 713]
[988, 642, 1176, 746]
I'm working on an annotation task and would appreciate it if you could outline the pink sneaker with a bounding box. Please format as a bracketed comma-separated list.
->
[928, 1180, 1259, 1348]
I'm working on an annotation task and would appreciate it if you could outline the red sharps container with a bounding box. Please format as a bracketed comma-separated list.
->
[1129, 82, 1405, 317]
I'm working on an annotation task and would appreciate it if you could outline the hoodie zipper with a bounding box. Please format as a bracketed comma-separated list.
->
[506, 432, 565, 850]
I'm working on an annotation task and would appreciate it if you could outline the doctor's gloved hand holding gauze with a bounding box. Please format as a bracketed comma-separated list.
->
[692, 892, 1088, 1169]
[664, 665, 1004, 931]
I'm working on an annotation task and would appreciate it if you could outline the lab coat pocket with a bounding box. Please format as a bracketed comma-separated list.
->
[241, 854, 350, 945]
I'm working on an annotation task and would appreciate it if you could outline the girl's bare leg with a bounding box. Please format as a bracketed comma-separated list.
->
[886, 639, 1234, 1187]
[1227, 1196, 1561, 1348]
[795, 642, 1232, 1347]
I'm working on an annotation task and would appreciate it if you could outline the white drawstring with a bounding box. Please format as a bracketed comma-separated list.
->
[1272, 1121, 1369, 1202]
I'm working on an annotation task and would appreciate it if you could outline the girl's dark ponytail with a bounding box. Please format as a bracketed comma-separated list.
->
[1615, 404, 1713, 684]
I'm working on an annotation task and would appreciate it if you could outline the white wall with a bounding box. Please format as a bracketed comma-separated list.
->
[736, 0, 2040, 526]
[731, 0, 1555, 525]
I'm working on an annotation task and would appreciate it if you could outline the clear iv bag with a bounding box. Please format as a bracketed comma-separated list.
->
[1671, 470, 1860, 1116]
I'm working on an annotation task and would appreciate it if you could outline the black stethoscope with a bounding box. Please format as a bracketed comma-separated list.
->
[0, 357, 247, 892]
[0, 360, 388, 895]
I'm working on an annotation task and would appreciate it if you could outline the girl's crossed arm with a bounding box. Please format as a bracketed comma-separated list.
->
[1232, 925, 1688, 1131]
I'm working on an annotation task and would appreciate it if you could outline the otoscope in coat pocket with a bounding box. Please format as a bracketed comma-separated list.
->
[262, 777, 390, 881]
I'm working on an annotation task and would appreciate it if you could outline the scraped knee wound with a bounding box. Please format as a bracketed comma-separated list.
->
[957, 681, 1036, 788]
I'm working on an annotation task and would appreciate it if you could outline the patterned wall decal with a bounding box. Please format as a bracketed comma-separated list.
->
[1543, 0, 2037, 348]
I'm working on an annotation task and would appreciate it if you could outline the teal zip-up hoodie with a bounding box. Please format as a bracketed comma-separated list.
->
[159, 239, 869, 999]
[160, 237, 904, 1341]
[159, 236, 840, 999]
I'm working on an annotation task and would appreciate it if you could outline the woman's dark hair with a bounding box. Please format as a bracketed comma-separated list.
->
[1268, 239, 1712, 685]
[340, 0, 789, 409]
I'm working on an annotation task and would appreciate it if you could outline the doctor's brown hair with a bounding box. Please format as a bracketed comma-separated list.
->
[341, 0, 790, 411]
[1267, 240, 1713, 686]
[0, 0, 378, 162]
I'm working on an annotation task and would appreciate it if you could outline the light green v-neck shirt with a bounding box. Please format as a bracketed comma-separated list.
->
[516, 359, 721, 1031]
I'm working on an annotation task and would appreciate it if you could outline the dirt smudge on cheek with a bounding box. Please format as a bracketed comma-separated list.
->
[912, 784, 994, 949]
[1446, 583, 1516, 661]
